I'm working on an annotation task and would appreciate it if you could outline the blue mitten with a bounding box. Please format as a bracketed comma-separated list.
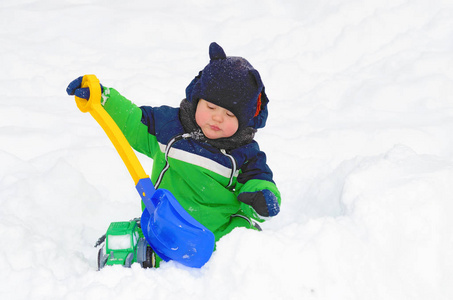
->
[66, 76, 103, 99]
[237, 189, 280, 217]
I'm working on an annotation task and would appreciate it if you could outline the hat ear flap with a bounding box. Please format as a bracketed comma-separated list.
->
[248, 87, 269, 129]
[247, 69, 268, 129]
[185, 71, 202, 102]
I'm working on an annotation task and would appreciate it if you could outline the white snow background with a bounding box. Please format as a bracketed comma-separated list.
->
[1, 0, 453, 299]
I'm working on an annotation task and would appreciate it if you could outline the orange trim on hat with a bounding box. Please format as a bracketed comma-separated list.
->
[254, 93, 262, 117]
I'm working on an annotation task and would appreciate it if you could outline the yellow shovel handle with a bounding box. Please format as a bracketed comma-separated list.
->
[75, 74, 148, 185]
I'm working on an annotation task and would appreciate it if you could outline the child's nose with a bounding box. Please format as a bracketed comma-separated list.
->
[212, 112, 223, 122]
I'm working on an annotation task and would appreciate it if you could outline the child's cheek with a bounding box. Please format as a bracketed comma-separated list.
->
[194, 108, 205, 128]
[224, 119, 239, 137]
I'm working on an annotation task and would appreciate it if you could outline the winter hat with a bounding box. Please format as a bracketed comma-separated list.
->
[186, 42, 269, 130]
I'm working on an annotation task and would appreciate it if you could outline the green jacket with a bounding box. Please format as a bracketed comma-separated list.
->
[102, 87, 281, 241]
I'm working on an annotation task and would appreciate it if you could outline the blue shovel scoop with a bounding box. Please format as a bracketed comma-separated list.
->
[74, 75, 215, 268]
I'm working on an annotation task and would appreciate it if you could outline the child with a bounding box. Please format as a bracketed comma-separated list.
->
[67, 42, 281, 262]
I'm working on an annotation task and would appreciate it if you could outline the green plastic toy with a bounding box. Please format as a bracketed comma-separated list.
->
[97, 219, 154, 269]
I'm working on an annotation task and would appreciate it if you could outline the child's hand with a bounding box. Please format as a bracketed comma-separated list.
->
[237, 190, 280, 217]
[66, 76, 103, 99]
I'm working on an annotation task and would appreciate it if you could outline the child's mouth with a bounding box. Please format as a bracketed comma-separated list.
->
[210, 125, 220, 131]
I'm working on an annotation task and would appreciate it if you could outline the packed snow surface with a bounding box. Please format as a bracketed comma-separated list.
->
[1, 0, 453, 299]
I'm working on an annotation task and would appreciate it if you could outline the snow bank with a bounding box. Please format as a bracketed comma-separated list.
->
[1, 0, 453, 299]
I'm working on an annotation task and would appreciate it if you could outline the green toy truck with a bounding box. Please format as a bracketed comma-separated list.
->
[96, 219, 154, 269]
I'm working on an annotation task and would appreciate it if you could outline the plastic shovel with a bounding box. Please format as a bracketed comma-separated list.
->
[74, 75, 215, 268]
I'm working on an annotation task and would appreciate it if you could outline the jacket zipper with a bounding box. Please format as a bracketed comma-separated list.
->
[154, 133, 237, 189]
[154, 133, 191, 189]
[220, 149, 237, 189]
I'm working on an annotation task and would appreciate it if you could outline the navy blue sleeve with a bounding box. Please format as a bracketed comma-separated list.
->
[140, 105, 186, 145]
[238, 151, 274, 183]
[234, 142, 274, 184]
[140, 106, 156, 135]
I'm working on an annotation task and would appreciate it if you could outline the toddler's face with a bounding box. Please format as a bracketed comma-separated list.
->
[195, 99, 239, 139]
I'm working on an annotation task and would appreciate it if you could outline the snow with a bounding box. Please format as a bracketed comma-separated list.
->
[1, 0, 453, 299]
[108, 235, 132, 250]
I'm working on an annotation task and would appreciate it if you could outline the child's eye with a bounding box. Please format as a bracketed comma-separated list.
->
[207, 104, 216, 110]
[226, 112, 235, 117]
